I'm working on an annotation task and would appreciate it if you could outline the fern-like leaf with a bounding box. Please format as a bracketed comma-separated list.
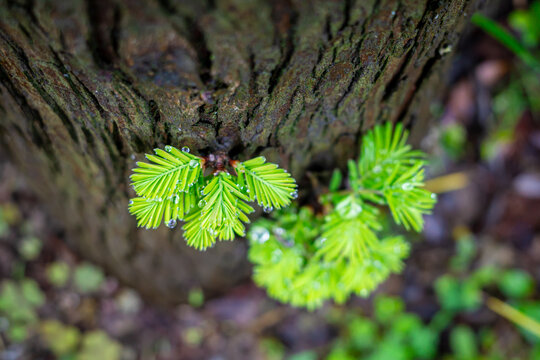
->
[129, 197, 172, 229]
[130, 146, 202, 199]
[353, 123, 436, 231]
[382, 163, 436, 231]
[128, 186, 199, 229]
[315, 196, 381, 263]
[183, 209, 216, 250]
[357, 122, 425, 191]
[182, 173, 255, 249]
[236, 157, 297, 210]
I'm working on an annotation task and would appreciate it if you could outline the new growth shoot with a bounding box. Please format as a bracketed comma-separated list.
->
[129, 148, 297, 250]
[247, 122, 437, 309]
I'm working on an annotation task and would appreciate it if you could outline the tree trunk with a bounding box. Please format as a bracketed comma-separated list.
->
[0, 0, 488, 304]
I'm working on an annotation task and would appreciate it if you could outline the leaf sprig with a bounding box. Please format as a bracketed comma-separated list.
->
[129, 149, 297, 250]
[248, 122, 436, 309]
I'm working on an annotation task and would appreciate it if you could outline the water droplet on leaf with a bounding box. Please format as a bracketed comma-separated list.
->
[198, 199, 206, 208]
[401, 183, 414, 191]
[181, 146, 190, 153]
[263, 206, 273, 213]
[189, 159, 199, 168]
[251, 226, 270, 243]
[273, 227, 285, 237]
[165, 145, 172, 152]
[290, 190, 298, 199]
[166, 219, 177, 229]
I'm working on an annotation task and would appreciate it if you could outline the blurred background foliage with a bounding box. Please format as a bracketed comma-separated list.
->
[1, 1, 540, 359]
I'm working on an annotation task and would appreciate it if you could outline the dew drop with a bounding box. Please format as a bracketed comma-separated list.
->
[431, 193, 438, 200]
[166, 219, 177, 229]
[189, 159, 199, 168]
[401, 183, 414, 191]
[263, 206, 273, 213]
[128, 200, 133, 205]
[290, 190, 298, 199]
[251, 226, 270, 243]
[273, 227, 285, 237]
[181, 146, 190, 153]
[198, 199, 206, 208]
[165, 145, 172, 152]
[260, 156, 266, 162]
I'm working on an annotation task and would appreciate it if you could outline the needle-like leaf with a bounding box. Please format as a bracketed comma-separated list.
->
[130, 146, 202, 200]
[236, 157, 297, 210]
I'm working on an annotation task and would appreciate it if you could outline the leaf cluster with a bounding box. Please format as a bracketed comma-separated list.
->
[128, 147, 297, 250]
[248, 123, 436, 309]
[326, 296, 438, 360]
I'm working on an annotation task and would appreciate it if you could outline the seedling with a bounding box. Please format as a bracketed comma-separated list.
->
[248, 122, 437, 309]
[129, 148, 297, 250]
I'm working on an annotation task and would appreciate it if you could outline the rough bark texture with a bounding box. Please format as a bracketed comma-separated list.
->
[0, 0, 488, 304]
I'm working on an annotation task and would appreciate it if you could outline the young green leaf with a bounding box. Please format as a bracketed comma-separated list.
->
[128, 186, 198, 229]
[381, 164, 436, 231]
[247, 122, 436, 310]
[198, 172, 254, 239]
[130, 146, 202, 200]
[182, 210, 217, 250]
[236, 157, 297, 210]
[329, 169, 343, 192]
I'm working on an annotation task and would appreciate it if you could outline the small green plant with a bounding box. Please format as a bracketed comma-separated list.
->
[73, 262, 105, 294]
[248, 123, 436, 309]
[39, 321, 122, 360]
[472, 3, 540, 73]
[326, 296, 439, 360]
[472, 3, 540, 162]
[129, 147, 297, 250]
[46, 261, 70, 288]
[0, 279, 45, 342]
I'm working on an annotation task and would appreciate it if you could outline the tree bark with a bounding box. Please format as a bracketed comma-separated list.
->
[0, 0, 489, 303]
